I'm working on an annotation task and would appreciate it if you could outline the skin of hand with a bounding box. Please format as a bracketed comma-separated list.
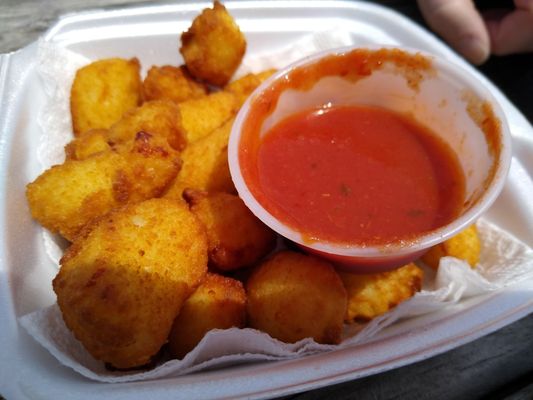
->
[417, 0, 533, 64]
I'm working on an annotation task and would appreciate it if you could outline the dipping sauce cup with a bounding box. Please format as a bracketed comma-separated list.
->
[228, 47, 512, 272]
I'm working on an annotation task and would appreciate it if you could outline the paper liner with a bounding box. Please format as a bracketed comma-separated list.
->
[19, 219, 533, 382]
[20, 31, 533, 383]
[36, 40, 89, 170]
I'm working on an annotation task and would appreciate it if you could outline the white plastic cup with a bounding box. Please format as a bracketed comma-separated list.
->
[228, 46, 512, 272]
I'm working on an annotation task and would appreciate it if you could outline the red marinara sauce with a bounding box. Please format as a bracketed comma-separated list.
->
[247, 105, 465, 245]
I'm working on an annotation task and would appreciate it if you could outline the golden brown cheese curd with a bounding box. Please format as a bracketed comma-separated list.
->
[178, 91, 239, 143]
[164, 117, 236, 197]
[180, 1, 246, 86]
[116, 132, 182, 200]
[185, 190, 277, 271]
[70, 58, 142, 136]
[224, 69, 276, 107]
[142, 65, 208, 104]
[65, 129, 112, 161]
[53, 198, 208, 369]
[168, 272, 246, 359]
[107, 100, 187, 151]
[246, 251, 347, 344]
[421, 224, 481, 269]
[26, 132, 180, 241]
[339, 263, 424, 323]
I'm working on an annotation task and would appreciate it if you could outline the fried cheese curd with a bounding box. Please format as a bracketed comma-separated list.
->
[168, 272, 246, 359]
[142, 65, 208, 103]
[26, 132, 180, 241]
[66, 100, 188, 161]
[165, 117, 236, 197]
[421, 224, 481, 269]
[184, 190, 277, 271]
[224, 69, 277, 107]
[107, 100, 187, 151]
[180, 1, 246, 87]
[339, 263, 424, 323]
[178, 91, 239, 143]
[65, 129, 112, 161]
[246, 251, 347, 344]
[70, 57, 142, 136]
[53, 198, 208, 369]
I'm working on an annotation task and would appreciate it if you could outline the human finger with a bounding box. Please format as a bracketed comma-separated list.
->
[485, 3, 533, 55]
[514, 0, 533, 13]
[417, 0, 490, 64]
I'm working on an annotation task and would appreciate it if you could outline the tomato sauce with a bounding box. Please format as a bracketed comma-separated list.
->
[247, 105, 465, 245]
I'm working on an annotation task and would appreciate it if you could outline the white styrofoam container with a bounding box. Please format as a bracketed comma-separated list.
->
[1, 1, 532, 399]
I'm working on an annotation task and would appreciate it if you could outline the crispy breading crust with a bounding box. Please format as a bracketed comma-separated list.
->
[178, 91, 239, 143]
[421, 224, 481, 269]
[180, 1, 246, 86]
[70, 58, 142, 136]
[339, 262, 423, 323]
[27, 132, 181, 241]
[168, 272, 246, 359]
[185, 191, 277, 270]
[164, 117, 236, 197]
[65, 129, 112, 161]
[224, 69, 276, 107]
[107, 100, 187, 151]
[53, 198, 208, 369]
[143, 65, 208, 104]
[246, 251, 347, 344]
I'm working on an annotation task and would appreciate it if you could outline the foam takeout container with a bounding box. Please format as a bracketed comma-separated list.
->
[1, 1, 532, 399]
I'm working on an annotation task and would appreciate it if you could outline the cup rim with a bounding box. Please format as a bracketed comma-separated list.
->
[228, 45, 512, 258]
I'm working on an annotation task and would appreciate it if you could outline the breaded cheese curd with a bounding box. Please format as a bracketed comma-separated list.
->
[53, 198, 208, 369]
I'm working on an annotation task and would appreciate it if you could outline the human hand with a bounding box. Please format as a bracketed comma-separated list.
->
[417, 0, 533, 64]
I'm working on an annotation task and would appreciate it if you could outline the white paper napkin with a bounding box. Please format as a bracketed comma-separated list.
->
[19, 219, 533, 382]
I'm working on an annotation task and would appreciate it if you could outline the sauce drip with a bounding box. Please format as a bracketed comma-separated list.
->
[252, 105, 465, 245]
